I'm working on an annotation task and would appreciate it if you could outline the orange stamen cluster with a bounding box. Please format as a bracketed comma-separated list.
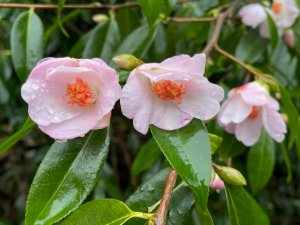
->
[151, 80, 186, 104]
[66, 77, 93, 107]
[272, 2, 283, 14]
[248, 106, 260, 119]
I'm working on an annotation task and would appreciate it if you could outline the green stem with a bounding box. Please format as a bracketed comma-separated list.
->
[132, 212, 154, 220]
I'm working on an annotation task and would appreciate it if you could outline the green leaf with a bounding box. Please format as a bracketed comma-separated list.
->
[218, 133, 246, 159]
[208, 133, 223, 154]
[56, 0, 69, 37]
[0, 117, 35, 155]
[280, 85, 299, 150]
[247, 132, 275, 195]
[11, 9, 44, 82]
[151, 119, 211, 208]
[167, 187, 195, 225]
[131, 138, 161, 177]
[235, 30, 268, 64]
[266, 11, 278, 49]
[279, 142, 292, 182]
[25, 129, 110, 225]
[126, 169, 169, 212]
[195, 202, 214, 225]
[137, 0, 175, 26]
[225, 186, 270, 225]
[83, 18, 120, 62]
[69, 32, 91, 58]
[61, 199, 153, 225]
[0, 76, 9, 104]
[115, 24, 158, 59]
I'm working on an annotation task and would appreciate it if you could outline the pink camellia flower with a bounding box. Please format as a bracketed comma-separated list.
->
[120, 54, 224, 134]
[239, 0, 299, 38]
[210, 174, 224, 191]
[21, 57, 121, 140]
[218, 82, 286, 146]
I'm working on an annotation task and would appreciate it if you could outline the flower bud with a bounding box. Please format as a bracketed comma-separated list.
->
[213, 164, 247, 186]
[284, 29, 295, 48]
[113, 54, 143, 71]
[92, 14, 109, 23]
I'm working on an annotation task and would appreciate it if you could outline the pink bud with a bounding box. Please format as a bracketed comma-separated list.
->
[210, 174, 225, 190]
[284, 29, 295, 48]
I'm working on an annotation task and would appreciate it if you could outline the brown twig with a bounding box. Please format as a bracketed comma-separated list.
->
[168, 16, 216, 23]
[0, 2, 139, 10]
[214, 44, 262, 78]
[202, 0, 240, 56]
[155, 168, 177, 225]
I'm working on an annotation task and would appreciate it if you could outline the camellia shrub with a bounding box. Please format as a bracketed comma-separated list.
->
[0, 0, 300, 224]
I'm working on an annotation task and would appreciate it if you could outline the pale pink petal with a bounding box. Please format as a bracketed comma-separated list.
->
[262, 104, 286, 142]
[235, 115, 263, 146]
[38, 109, 101, 140]
[218, 94, 252, 125]
[152, 100, 192, 131]
[210, 174, 224, 190]
[273, 0, 299, 28]
[240, 82, 269, 106]
[28, 57, 79, 80]
[160, 54, 206, 77]
[239, 4, 266, 28]
[93, 113, 111, 129]
[178, 78, 224, 120]
[259, 20, 271, 38]
[222, 123, 236, 134]
[21, 78, 82, 126]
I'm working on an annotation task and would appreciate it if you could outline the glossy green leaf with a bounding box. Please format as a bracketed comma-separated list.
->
[195, 202, 214, 225]
[137, 0, 175, 26]
[151, 119, 211, 208]
[0, 117, 35, 155]
[225, 186, 270, 225]
[266, 11, 278, 49]
[235, 30, 268, 64]
[11, 9, 44, 82]
[168, 187, 195, 225]
[280, 85, 299, 150]
[126, 168, 169, 212]
[25, 129, 110, 225]
[131, 138, 161, 177]
[83, 18, 120, 62]
[247, 132, 275, 195]
[218, 132, 246, 159]
[115, 24, 158, 59]
[208, 133, 223, 154]
[69, 32, 91, 58]
[279, 143, 292, 182]
[61, 199, 153, 225]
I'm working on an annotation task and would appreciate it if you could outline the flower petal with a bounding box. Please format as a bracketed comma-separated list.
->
[178, 78, 224, 120]
[240, 82, 269, 106]
[219, 94, 252, 125]
[235, 116, 263, 146]
[262, 104, 286, 142]
[239, 3, 266, 28]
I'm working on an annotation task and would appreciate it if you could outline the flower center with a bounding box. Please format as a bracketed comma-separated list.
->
[248, 106, 260, 119]
[66, 77, 94, 107]
[272, 2, 283, 14]
[151, 80, 186, 104]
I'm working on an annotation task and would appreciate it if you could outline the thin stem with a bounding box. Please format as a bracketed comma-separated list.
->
[133, 212, 155, 220]
[155, 168, 177, 225]
[168, 16, 216, 23]
[0, 2, 139, 10]
[214, 45, 262, 78]
[148, 182, 186, 213]
[202, 0, 240, 56]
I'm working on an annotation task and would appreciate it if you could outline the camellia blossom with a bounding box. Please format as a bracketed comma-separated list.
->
[210, 174, 224, 191]
[120, 54, 224, 134]
[218, 82, 286, 146]
[21, 57, 121, 140]
[239, 0, 299, 38]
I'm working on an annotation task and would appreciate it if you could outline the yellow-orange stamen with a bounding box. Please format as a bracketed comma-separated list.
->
[66, 77, 93, 107]
[248, 106, 260, 119]
[272, 2, 283, 14]
[151, 80, 186, 104]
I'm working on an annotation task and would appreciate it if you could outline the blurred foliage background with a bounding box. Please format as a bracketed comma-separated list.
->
[0, 0, 300, 224]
